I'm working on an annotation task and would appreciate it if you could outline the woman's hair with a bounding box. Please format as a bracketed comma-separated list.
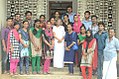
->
[46, 20, 51, 26]
[22, 20, 29, 28]
[73, 14, 77, 18]
[34, 19, 40, 27]
[23, 20, 29, 24]
[86, 29, 93, 37]
[80, 24, 86, 34]
[63, 14, 70, 23]
[85, 29, 93, 42]
[49, 16, 55, 21]
[54, 11, 60, 15]
[14, 22, 20, 26]
[33, 19, 41, 35]
[63, 14, 69, 18]
[54, 11, 61, 18]
[67, 22, 73, 26]
[39, 15, 46, 19]
[67, 23, 73, 30]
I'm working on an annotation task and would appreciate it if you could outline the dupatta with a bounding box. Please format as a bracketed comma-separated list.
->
[7, 29, 20, 53]
[30, 27, 42, 38]
[73, 15, 82, 33]
[82, 38, 98, 70]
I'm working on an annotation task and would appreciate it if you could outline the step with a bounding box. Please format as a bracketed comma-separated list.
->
[0, 74, 97, 79]
[1, 66, 119, 79]
[0, 66, 97, 79]
[16, 66, 80, 74]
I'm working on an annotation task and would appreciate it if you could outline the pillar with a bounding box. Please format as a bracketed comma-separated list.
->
[0, 0, 6, 74]
[116, 0, 119, 77]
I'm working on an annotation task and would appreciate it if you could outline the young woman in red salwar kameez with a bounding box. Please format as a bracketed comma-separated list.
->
[80, 30, 97, 79]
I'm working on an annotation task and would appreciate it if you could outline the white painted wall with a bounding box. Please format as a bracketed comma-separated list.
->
[0, 0, 6, 30]
[0, 0, 6, 74]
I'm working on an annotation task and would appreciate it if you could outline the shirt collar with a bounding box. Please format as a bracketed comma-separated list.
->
[107, 36, 115, 42]
[6, 26, 12, 30]
[97, 30, 107, 34]
[67, 12, 75, 15]
[83, 19, 91, 23]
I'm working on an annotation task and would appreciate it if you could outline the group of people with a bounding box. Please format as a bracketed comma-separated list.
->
[1, 6, 119, 79]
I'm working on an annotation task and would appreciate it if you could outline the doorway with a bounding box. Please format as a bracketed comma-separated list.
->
[47, 0, 77, 19]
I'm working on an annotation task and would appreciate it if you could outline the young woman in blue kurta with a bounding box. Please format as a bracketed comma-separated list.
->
[64, 23, 77, 74]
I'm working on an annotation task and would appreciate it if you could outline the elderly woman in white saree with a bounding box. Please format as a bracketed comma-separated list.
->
[53, 19, 65, 68]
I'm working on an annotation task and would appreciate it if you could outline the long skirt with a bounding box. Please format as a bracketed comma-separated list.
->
[102, 57, 117, 79]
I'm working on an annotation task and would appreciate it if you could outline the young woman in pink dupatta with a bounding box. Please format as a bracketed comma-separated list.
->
[73, 14, 82, 66]
[7, 23, 20, 75]
[80, 30, 97, 79]
[73, 14, 82, 34]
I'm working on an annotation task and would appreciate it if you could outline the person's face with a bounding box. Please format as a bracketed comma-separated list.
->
[50, 18, 55, 25]
[15, 15, 21, 21]
[84, 13, 90, 19]
[67, 7, 72, 13]
[40, 16, 45, 22]
[86, 31, 91, 37]
[7, 19, 13, 26]
[47, 22, 51, 29]
[67, 24, 72, 32]
[81, 27, 86, 34]
[55, 12, 60, 18]
[35, 22, 40, 28]
[23, 22, 29, 29]
[26, 13, 32, 20]
[56, 19, 62, 26]
[108, 29, 115, 38]
[64, 15, 69, 21]
[98, 24, 104, 31]
[14, 24, 20, 30]
[91, 17, 97, 24]
[74, 16, 78, 22]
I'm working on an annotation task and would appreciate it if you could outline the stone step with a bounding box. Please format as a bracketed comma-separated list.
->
[1, 66, 119, 79]
[17, 66, 80, 74]
[0, 74, 97, 79]
[0, 66, 98, 79]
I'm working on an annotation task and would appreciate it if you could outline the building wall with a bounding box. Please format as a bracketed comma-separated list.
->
[0, 0, 6, 29]
[77, 0, 117, 28]
[0, 0, 6, 74]
[0, 0, 119, 74]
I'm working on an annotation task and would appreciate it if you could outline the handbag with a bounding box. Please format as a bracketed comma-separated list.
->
[72, 32, 78, 50]
[72, 43, 78, 50]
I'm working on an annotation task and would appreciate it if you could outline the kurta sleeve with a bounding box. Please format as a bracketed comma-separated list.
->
[1, 28, 5, 40]
[53, 26, 55, 33]
[72, 32, 77, 43]
[18, 29, 22, 34]
[115, 39, 119, 51]
[62, 26, 65, 37]
[65, 32, 67, 41]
